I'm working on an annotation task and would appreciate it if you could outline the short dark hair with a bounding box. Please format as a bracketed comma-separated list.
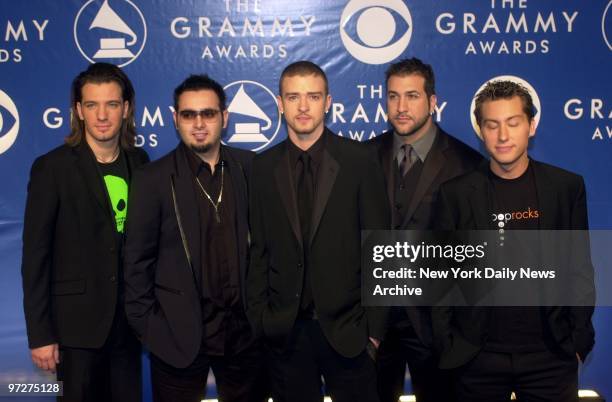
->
[473, 80, 535, 126]
[173, 74, 226, 111]
[279, 60, 328, 95]
[385, 58, 436, 98]
[67, 62, 136, 149]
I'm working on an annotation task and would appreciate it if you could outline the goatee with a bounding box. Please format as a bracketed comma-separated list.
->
[191, 144, 212, 154]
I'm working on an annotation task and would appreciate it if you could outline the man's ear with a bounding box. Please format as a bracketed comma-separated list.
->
[528, 118, 536, 138]
[76, 103, 84, 120]
[429, 94, 437, 115]
[222, 110, 229, 129]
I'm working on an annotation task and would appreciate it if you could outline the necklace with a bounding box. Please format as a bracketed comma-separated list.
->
[195, 162, 224, 223]
[95, 147, 120, 164]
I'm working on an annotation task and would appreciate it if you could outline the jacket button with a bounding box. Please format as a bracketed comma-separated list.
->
[297, 263, 303, 268]
[110, 275, 116, 282]
[295, 293, 300, 298]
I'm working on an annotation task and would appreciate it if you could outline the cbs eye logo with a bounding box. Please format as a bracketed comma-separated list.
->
[0, 89, 20, 155]
[603, 0, 612, 51]
[339, 0, 413, 65]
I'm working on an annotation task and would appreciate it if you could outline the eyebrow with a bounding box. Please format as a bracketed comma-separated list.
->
[483, 114, 523, 123]
[82, 99, 122, 103]
[387, 90, 420, 95]
[284, 91, 324, 96]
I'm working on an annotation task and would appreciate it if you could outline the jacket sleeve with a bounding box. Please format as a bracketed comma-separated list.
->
[139, 148, 151, 165]
[568, 176, 595, 360]
[359, 148, 391, 340]
[123, 167, 160, 340]
[21, 156, 59, 349]
[245, 158, 268, 338]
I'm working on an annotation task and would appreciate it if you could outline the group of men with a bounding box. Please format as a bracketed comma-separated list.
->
[22, 58, 593, 402]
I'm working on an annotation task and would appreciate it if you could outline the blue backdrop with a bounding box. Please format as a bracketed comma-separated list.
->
[1, 0, 610, 399]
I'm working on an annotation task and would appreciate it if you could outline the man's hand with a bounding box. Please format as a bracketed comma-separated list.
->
[31, 344, 59, 372]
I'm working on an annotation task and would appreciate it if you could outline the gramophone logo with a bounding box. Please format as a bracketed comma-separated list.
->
[74, 0, 147, 67]
[223, 81, 281, 152]
[0, 89, 20, 155]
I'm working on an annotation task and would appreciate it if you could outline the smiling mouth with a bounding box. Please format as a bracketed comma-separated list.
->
[193, 131, 208, 140]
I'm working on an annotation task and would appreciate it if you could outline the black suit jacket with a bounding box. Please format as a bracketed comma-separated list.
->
[433, 160, 595, 368]
[247, 129, 390, 358]
[123, 144, 253, 369]
[22, 142, 149, 349]
[368, 127, 482, 346]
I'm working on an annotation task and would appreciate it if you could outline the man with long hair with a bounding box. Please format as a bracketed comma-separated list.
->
[22, 62, 149, 401]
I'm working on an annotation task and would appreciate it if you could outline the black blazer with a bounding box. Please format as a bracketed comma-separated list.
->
[123, 144, 253, 369]
[432, 160, 595, 368]
[246, 129, 390, 358]
[22, 142, 149, 349]
[368, 127, 482, 346]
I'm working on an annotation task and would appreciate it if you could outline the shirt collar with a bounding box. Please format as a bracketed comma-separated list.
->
[288, 129, 327, 168]
[392, 123, 438, 163]
[183, 142, 226, 176]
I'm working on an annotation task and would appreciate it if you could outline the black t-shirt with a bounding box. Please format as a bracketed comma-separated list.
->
[490, 162, 540, 230]
[486, 162, 548, 352]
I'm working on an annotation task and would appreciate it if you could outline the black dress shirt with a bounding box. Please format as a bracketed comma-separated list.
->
[185, 144, 253, 356]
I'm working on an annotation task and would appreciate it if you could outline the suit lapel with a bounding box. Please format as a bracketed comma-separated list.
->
[310, 148, 339, 246]
[532, 161, 556, 230]
[468, 168, 492, 229]
[225, 148, 248, 294]
[74, 142, 112, 219]
[171, 146, 202, 285]
[402, 132, 445, 226]
[124, 149, 140, 184]
[274, 144, 302, 249]
[378, 132, 395, 214]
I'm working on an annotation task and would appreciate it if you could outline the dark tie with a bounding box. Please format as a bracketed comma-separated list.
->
[297, 151, 314, 312]
[398, 144, 415, 177]
[297, 152, 313, 245]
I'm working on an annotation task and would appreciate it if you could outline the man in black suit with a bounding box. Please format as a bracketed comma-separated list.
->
[124, 75, 266, 402]
[247, 60, 389, 402]
[433, 80, 595, 401]
[22, 62, 149, 401]
[368, 58, 482, 402]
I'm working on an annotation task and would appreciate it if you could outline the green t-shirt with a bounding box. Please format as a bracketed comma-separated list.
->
[99, 151, 129, 233]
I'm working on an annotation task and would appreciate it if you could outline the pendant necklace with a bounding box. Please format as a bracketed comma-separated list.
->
[195, 161, 224, 223]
